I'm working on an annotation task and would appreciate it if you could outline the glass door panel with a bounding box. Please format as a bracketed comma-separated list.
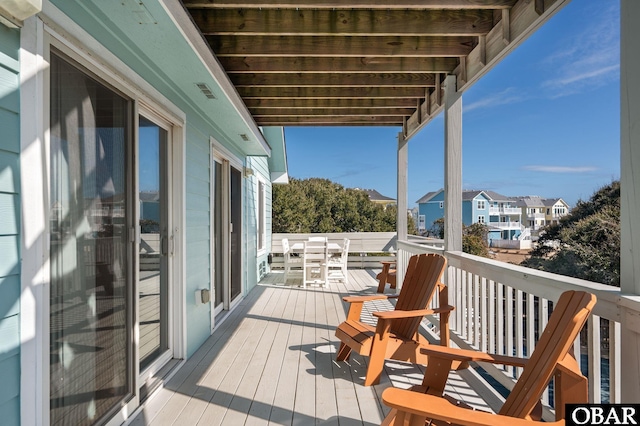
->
[213, 160, 225, 313]
[138, 116, 169, 371]
[49, 52, 132, 425]
[230, 166, 242, 301]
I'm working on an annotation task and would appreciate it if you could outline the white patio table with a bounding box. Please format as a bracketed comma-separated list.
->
[290, 242, 341, 252]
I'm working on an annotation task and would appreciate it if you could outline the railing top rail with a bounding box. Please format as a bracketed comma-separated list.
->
[397, 240, 632, 324]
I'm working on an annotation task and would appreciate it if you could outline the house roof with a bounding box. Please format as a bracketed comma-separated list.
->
[416, 189, 442, 204]
[180, 0, 570, 139]
[363, 189, 396, 203]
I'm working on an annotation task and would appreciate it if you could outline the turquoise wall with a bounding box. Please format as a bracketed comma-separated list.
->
[245, 156, 271, 293]
[185, 124, 214, 357]
[0, 22, 21, 426]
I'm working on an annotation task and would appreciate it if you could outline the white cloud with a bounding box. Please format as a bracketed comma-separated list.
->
[522, 165, 598, 173]
[464, 88, 526, 112]
[540, 3, 619, 97]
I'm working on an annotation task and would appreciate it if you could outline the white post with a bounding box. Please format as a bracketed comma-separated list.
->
[444, 75, 463, 252]
[397, 132, 408, 242]
[620, 0, 640, 403]
[397, 132, 408, 287]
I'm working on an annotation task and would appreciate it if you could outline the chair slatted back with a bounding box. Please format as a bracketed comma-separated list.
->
[499, 290, 596, 419]
[391, 253, 447, 338]
[303, 240, 328, 265]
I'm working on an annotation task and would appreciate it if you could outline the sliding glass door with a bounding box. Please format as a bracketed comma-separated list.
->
[212, 154, 243, 319]
[49, 52, 133, 425]
[138, 115, 170, 372]
[49, 52, 175, 425]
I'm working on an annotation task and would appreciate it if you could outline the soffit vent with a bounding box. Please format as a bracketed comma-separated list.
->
[196, 83, 216, 99]
[239, 134, 250, 141]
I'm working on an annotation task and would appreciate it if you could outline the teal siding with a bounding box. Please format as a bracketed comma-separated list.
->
[185, 124, 212, 358]
[0, 22, 20, 426]
[246, 156, 271, 291]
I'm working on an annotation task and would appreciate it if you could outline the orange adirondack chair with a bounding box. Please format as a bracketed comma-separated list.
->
[381, 290, 597, 426]
[335, 253, 453, 386]
[376, 261, 397, 293]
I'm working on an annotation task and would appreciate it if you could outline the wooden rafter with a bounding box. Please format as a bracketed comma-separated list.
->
[181, 0, 565, 128]
[190, 9, 494, 36]
[243, 98, 420, 109]
[220, 57, 458, 74]
[183, 0, 517, 10]
[236, 86, 428, 99]
[209, 35, 476, 57]
[230, 73, 435, 87]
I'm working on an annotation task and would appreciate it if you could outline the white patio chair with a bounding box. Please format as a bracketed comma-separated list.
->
[302, 240, 328, 288]
[327, 238, 349, 284]
[282, 238, 302, 284]
[308, 235, 328, 242]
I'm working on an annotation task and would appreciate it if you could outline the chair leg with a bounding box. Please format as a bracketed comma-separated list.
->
[336, 342, 352, 361]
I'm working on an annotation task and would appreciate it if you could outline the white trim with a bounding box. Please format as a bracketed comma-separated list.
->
[210, 138, 245, 314]
[20, 14, 49, 426]
[256, 176, 267, 256]
[39, 1, 186, 126]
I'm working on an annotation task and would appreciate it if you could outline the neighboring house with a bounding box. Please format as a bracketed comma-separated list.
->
[0, 3, 287, 425]
[416, 189, 523, 241]
[544, 198, 570, 225]
[361, 188, 396, 207]
[516, 196, 548, 231]
[515, 196, 570, 231]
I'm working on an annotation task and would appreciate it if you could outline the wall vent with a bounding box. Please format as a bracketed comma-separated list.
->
[195, 83, 216, 99]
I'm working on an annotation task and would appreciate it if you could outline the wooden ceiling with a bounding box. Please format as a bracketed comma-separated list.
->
[181, 0, 557, 137]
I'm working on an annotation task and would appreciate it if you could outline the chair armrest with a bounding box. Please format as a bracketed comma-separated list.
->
[342, 294, 398, 303]
[420, 345, 528, 367]
[382, 388, 564, 426]
[373, 305, 455, 320]
[380, 261, 396, 266]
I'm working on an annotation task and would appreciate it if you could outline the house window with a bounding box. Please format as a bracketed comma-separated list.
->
[478, 215, 485, 224]
[257, 179, 266, 251]
[439, 201, 444, 209]
[477, 200, 485, 209]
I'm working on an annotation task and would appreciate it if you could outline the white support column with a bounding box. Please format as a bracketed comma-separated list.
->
[620, 0, 640, 403]
[396, 132, 408, 288]
[397, 132, 408, 242]
[444, 75, 463, 252]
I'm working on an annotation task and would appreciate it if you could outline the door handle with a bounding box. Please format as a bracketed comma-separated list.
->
[161, 235, 168, 256]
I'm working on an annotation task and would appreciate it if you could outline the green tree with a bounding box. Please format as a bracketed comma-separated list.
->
[272, 178, 399, 233]
[427, 217, 490, 257]
[521, 180, 620, 286]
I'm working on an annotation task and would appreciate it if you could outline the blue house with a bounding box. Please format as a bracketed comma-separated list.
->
[416, 189, 523, 242]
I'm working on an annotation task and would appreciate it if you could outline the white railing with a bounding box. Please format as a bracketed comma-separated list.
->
[396, 239, 635, 416]
[271, 232, 399, 268]
[488, 221, 521, 230]
[490, 207, 522, 215]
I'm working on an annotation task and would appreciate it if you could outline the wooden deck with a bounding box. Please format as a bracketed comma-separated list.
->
[130, 269, 497, 425]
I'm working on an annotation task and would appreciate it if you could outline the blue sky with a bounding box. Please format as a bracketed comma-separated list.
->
[283, 0, 620, 208]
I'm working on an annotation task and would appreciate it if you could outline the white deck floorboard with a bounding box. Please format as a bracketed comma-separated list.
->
[132, 269, 497, 426]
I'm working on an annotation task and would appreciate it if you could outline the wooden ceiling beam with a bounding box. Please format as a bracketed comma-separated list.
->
[220, 57, 458, 73]
[244, 98, 419, 108]
[251, 108, 415, 116]
[230, 73, 435, 87]
[237, 86, 429, 99]
[183, 0, 516, 10]
[255, 116, 404, 125]
[209, 35, 476, 57]
[191, 9, 493, 36]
